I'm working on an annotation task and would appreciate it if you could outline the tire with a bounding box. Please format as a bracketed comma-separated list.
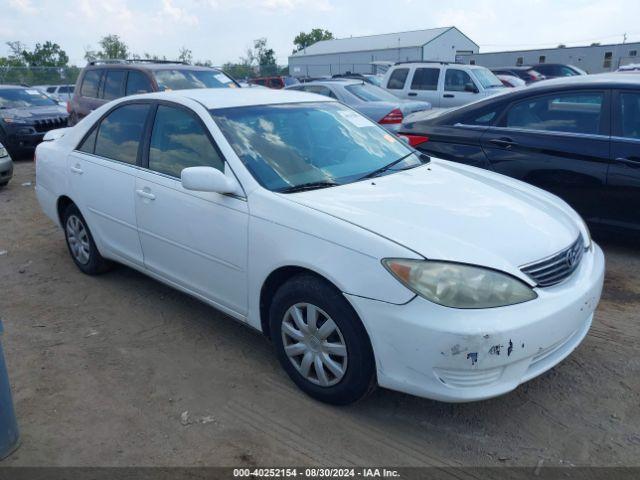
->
[62, 203, 111, 275]
[0, 181, 8, 188]
[270, 273, 376, 405]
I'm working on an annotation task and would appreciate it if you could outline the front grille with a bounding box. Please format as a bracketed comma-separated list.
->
[521, 235, 584, 287]
[33, 117, 68, 133]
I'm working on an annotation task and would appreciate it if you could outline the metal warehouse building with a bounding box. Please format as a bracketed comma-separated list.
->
[288, 27, 478, 78]
[459, 42, 640, 73]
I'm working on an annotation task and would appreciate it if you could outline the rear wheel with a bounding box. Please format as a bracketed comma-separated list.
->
[270, 274, 376, 405]
[62, 204, 111, 275]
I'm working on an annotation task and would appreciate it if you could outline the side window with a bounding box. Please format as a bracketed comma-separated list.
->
[126, 71, 153, 95]
[463, 108, 500, 126]
[149, 105, 224, 178]
[103, 70, 125, 100]
[46, 87, 56, 93]
[410, 68, 440, 91]
[506, 92, 604, 135]
[94, 104, 150, 164]
[620, 92, 640, 139]
[444, 69, 474, 92]
[387, 68, 409, 90]
[77, 128, 98, 154]
[80, 70, 102, 98]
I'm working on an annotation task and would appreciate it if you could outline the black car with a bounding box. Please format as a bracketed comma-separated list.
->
[0, 85, 69, 159]
[491, 66, 545, 84]
[399, 74, 640, 234]
[530, 63, 587, 79]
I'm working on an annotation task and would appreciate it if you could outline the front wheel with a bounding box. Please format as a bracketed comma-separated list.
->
[269, 274, 376, 405]
[62, 204, 111, 275]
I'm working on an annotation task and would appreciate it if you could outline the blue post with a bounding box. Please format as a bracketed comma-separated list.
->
[0, 320, 19, 460]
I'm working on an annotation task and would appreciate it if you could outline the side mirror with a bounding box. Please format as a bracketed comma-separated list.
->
[464, 83, 479, 93]
[181, 166, 242, 196]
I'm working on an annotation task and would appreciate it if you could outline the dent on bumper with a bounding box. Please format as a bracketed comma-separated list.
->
[346, 244, 605, 402]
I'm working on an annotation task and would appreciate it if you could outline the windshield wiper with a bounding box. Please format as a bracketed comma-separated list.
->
[276, 180, 340, 193]
[358, 152, 420, 181]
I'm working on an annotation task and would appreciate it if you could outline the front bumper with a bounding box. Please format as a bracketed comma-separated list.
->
[0, 156, 13, 184]
[2, 129, 45, 158]
[346, 243, 605, 402]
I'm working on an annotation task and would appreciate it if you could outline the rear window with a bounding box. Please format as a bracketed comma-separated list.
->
[103, 70, 125, 100]
[153, 69, 236, 91]
[345, 83, 399, 102]
[387, 68, 409, 90]
[94, 103, 150, 164]
[81, 70, 102, 98]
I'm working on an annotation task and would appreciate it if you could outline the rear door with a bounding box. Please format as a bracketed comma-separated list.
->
[405, 67, 441, 107]
[606, 89, 640, 231]
[481, 89, 610, 223]
[77, 69, 105, 120]
[68, 102, 152, 266]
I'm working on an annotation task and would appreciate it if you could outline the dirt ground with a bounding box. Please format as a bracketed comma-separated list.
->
[0, 160, 639, 468]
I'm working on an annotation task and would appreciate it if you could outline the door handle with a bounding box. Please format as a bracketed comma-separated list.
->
[408, 92, 417, 97]
[443, 94, 455, 98]
[489, 138, 517, 149]
[70, 165, 83, 175]
[136, 189, 156, 200]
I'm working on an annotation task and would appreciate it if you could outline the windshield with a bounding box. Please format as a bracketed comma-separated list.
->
[345, 83, 400, 102]
[153, 69, 237, 91]
[0, 88, 58, 109]
[210, 102, 422, 192]
[471, 68, 504, 89]
[365, 75, 383, 87]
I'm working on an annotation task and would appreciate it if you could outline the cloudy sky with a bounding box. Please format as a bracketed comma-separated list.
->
[2, 0, 640, 66]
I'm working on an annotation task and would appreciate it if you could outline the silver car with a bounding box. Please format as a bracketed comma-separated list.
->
[286, 79, 431, 131]
[0, 142, 13, 187]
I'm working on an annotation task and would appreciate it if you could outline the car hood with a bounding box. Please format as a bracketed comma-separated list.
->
[284, 159, 581, 280]
[0, 105, 67, 122]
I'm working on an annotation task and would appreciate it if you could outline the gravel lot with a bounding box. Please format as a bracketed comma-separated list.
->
[1, 160, 639, 467]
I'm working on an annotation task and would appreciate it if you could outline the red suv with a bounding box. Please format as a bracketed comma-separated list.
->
[68, 60, 239, 126]
[248, 76, 299, 89]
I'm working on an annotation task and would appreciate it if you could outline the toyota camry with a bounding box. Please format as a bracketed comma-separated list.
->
[35, 88, 604, 405]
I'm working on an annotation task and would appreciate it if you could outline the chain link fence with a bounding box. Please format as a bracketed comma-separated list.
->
[0, 66, 81, 86]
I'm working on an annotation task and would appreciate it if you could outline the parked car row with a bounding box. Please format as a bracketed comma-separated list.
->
[285, 78, 431, 131]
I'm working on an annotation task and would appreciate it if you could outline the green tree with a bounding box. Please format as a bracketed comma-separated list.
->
[21, 41, 69, 67]
[253, 38, 277, 76]
[85, 34, 130, 61]
[178, 47, 193, 64]
[293, 28, 333, 53]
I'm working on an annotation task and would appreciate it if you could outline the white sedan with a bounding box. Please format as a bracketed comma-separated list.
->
[35, 89, 604, 405]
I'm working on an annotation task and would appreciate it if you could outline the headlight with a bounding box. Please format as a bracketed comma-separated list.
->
[382, 259, 537, 309]
[0, 146, 7, 158]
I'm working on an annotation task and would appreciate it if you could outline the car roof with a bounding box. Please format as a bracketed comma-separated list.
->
[0, 85, 26, 90]
[525, 72, 640, 89]
[128, 88, 337, 109]
[85, 63, 220, 72]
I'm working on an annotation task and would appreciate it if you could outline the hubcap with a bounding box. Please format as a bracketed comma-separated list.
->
[66, 215, 91, 265]
[281, 303, 348, 387]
